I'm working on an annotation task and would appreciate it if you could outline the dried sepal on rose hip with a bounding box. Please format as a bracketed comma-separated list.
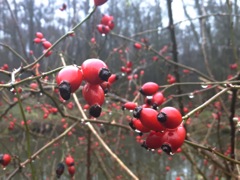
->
[81, 58, 111, 85]
[56, 65, 83, 100]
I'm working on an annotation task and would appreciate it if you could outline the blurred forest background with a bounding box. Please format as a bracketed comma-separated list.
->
[0, 0, 238, 82]
[0, 0, 240, 179]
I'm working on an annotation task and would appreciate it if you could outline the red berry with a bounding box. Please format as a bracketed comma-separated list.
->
[107, 21, 114, 30]
[82, 83, 105, 118]
[0, 154, 11, 167]
[230, 63, 237, 70]
[82, 83, 105, 106]
[151, 91, 165, 108]
[100, 81, 110, 93]
[94, 0, 108, 6]
[122, 102, 137, 110]
[167, 74, 176, 84]
[91, 37, 96, 44]
[67, 165, 75, 177]
[144, 131, 164, 149]
[56, 66, 83, 100]
[139, 82, 159, 96]
[129, 118, 150, 133]
[134, 43, 142, 49]
[108, 74, 118, 85]
[160, 124, 186, 155]
[81, 59, 111, 85]
[126, 61, 133, 68]
[183, 69, 190, 74]
[165, 166, 171, 171]
[42, 41, 52, 49]
[133, 107, 165, 132]
[97, 24, 110, 34]
[30, 82, 38, 90]
[35, 32, 44, 39]
[157, 107, 182, 129]
[101, 14, 114, 25]
[65, 155, 74, 166]
[2, 64, 9, 70]
[43, 49, 52, 57]
[33, 38, 42, 44]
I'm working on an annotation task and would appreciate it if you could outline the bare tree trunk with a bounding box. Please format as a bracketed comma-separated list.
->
[166, 0, 184, 115]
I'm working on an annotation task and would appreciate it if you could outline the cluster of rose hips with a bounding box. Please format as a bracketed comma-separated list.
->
[56, 58, 113, 117]
[97, 14, 114, 35]
[55, 155, 75, 178]
[33, 32, 53, 57]
[123, 82, 186, 155]
[0, 64, 9, 71]
[0, 153, 11, 168]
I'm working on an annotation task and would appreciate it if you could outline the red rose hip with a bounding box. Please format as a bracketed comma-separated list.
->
[56, 65, 83, 100]
[157, 107, 182, 129]
[81, 59, 111, 85]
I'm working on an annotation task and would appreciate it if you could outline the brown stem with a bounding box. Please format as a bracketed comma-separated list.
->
[4, 0, 28, 62]
[182, 88, 229, 120]
[87, 129, 91, 180]
[94, 151, 112, 180]
[229, 89, 237, 171]
[182, 148, 208, 180]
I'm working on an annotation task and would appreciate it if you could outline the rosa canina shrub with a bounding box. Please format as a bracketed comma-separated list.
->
[0, 0, 239, 180]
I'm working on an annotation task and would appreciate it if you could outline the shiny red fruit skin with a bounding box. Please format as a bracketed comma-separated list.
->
[1, 154, 11, 166]
[35, 32, 44, 39]
[151, 91, 165, 107]
[65, 155, 74, 166]
[123, 102, 137, 110]
[131, 118, 150, 133]
[97, 24, 110, 34]
[140, 82, 159, 96]
[81, 59, 109, 85]
[145, 131, 164, 149]
[108, 21, 114, 30]
[158, 107, 182, 129]
[33, 38, 42, 43]
[94, 0, 107, 6]
[56, 66, 83, 93]
[101, 15, 114, 25]
[108, 74, 118, 85]
[161, 124, 186, 154]
[139, 108, 165, 132]
[82, 83, 104, 106]
[68, 165, 75, 177]
[134, 43, 142, 49]
[42, 41, 52, 49]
